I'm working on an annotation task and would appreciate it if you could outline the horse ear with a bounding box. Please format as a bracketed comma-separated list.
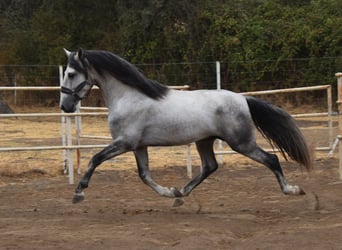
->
[76, 48, 90, 68]
[76, 48, 85, 61]
[63, 48, 71, 57]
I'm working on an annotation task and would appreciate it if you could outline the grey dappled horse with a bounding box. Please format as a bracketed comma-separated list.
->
[60, 49, 312, 206]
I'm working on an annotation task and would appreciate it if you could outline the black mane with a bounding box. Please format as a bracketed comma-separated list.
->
[70, 50, 169, 99]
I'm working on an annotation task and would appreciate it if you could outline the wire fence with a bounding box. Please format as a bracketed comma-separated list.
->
[1, 57, 341, 107]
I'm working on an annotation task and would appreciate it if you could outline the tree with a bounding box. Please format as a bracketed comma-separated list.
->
[0, 0, 340, 90]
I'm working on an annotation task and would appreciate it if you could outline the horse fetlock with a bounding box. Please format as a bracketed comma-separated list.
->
[170, 187, 183, 198]
[180, 187, 191, 197]
[79, 180, 89, 189]
[283, 184, 305, 195]
[72, 192, 85, 204]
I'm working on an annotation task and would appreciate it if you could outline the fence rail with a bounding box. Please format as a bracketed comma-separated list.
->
[0, 83, 335, 183]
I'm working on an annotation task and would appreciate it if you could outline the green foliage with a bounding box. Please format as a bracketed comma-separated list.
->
[0, 0, 341, 90]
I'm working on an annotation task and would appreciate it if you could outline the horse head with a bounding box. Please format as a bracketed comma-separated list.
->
[60, 48, 93, 113]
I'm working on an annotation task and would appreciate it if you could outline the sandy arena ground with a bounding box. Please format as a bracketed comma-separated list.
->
[1, 111, 342, 249]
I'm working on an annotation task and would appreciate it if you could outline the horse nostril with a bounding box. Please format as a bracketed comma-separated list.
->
[61, 103, 76, 113]
[61, 104, 67, 112]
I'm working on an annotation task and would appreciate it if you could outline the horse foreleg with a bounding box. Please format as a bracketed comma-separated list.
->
[134, 147, 183, 198]
[180, 138, 218, 198]
[73, 140, 130, 203]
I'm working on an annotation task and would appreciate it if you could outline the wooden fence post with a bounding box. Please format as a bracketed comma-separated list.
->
[336, 72, 342, 179]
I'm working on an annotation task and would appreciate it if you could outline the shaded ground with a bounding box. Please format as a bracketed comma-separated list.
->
[1, 157, 342, 250]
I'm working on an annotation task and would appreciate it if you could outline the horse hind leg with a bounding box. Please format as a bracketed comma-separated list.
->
[234, 143, 305, 195]
[225, 120, 305, 196]
[136, 139, 218, 207]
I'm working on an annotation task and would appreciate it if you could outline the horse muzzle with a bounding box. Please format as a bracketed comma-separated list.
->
[60, 95, 78, 113]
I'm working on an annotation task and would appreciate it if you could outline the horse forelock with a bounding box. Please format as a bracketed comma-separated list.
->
[67, 52, 88, 76]
[82, 50, 169, 100]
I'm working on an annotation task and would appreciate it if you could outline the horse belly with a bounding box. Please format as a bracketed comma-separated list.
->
[140, 112, 218, 146]
[141, 128, 211, 146]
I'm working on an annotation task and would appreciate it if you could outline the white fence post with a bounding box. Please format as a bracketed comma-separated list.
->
[59, 65, 68, 175]
[186, 144, 192, 179]
[59, 64, 74, 184]
[216, 61, 221, 90]
[216, 61, 224, 165]
[336, 72, 342, 180]
[75, 103, 82, 174]
[66, 116, 74, 184]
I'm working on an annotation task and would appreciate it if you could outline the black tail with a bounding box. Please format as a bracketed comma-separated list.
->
[246, 96, 312, 170]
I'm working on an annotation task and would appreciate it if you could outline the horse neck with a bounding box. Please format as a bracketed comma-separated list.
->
[95, 74, 146, 109]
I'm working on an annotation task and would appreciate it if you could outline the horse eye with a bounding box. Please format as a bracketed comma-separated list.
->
[68, 72, 76, 79]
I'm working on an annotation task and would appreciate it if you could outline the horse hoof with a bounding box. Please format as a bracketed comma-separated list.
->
[292, 185, 305, 195]
[72, 192, 85, 204]
[172, 198, 184, 207]
[299, 188, 306, 195]
[170, 187, 183, 197]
